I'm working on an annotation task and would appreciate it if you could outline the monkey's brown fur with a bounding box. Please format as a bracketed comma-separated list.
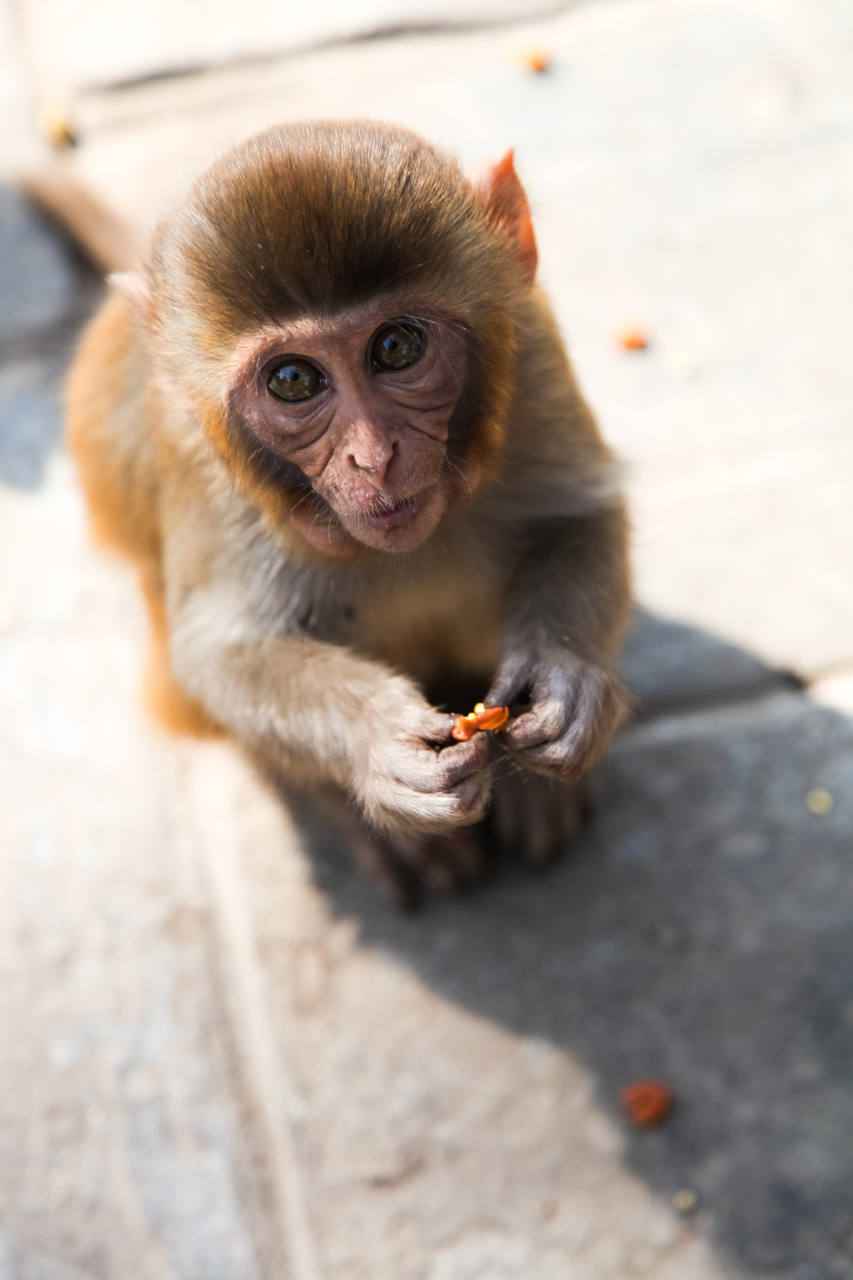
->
[67, 120, 630, 902]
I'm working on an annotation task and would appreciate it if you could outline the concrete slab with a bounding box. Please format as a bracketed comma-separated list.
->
[58, 0, 853, 679]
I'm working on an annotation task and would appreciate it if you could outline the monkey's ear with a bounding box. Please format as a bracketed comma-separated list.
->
[468, 150, 538, 284]
[109, 271, 157, 325]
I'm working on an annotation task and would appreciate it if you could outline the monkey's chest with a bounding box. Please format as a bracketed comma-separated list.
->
[353, 565, 502, 682]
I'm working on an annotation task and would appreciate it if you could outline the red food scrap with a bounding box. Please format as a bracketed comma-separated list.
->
[621, 1080, 673, 1127]
[618, 326, 649, 352]
[520, 47, 550, 74]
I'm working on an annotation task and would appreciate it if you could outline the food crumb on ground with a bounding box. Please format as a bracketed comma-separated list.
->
[621, 1079, 673, 1126]
[515, 45, 551, 74]
[807, 787, 833, 816]
[617, 325, 650, 352]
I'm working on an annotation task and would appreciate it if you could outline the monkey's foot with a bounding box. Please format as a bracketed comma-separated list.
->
[487, 765, 592, 867]
[352, 772, 590, 909]
[353, 825, 489, 910]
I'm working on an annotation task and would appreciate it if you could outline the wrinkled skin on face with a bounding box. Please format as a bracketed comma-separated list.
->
[229, 301, 479, 555]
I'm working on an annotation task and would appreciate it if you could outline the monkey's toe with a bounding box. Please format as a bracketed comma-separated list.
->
[355, 824, 489, 908]
[414, 826, 489, 894]
[355, 771, 591, 908]
[488, 766, 592, 866]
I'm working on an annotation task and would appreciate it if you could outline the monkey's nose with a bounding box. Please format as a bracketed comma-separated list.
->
[347, 431, 397, 481]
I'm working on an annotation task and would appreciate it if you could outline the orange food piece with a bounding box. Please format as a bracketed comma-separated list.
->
[520, 48, 550, 74]
[451, 713, 479, 742]
[621, 1080, 672, 1127]
[618, 326, 649, 352]
[474, 703, 509, 731]
[451, 704, 510, 741]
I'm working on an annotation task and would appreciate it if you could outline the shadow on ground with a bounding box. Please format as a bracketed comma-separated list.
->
[0, 183, 102, 489]
[294, 629, 853, 1280]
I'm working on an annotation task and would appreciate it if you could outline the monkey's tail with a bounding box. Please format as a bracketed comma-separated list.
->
[18, 161, 141, 273]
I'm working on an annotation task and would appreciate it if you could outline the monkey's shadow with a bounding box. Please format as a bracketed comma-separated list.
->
[294, 612, 853, 1279]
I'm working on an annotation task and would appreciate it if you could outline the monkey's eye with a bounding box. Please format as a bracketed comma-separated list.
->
[371, 323, 425, 372]
[267, 359, 323, 402]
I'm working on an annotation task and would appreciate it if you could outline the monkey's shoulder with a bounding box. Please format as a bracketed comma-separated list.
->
[67, 289, 161, 563]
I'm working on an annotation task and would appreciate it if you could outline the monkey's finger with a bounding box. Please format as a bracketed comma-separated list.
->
[395, 733, 491, 793]
[515, 738, 589, 779]
[426, 770, 492, 826]
[486, 654, 531, 708]
[374, 764, 490, 830]
[501, 701, 565, 750]
[501, 715, 549, 749]
[373, 745, 492, 827]
[415, 711, 460, 746]
[352, 830, 422, 911]
[433, 734, 493, 784]
[537, 661, 628, 745]
[410, 827, 488, 893]
[527, 680, 627, 776]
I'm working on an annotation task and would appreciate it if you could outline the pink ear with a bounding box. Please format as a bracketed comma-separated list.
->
[468, 149, 538, 284]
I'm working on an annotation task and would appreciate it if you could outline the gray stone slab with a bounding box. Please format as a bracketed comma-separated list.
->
[264, 686, 853, 1279]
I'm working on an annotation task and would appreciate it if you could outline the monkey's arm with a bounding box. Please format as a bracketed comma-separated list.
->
[160, 500, 491, 833]
[487, 502, 631, 777]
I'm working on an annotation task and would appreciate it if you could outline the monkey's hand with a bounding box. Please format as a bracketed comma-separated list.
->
[355, 695, 493, 835]
[487, 649, 628, 779]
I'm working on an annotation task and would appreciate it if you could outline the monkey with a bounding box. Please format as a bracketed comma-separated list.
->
[66, 120, 630, 906]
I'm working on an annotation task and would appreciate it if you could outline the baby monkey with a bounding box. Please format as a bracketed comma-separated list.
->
[67, 120, 630, 905]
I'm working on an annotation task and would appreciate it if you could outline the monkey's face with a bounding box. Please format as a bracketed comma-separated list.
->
[230, 302, 477, 555]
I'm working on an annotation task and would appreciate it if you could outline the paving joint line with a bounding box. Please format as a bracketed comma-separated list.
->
[629, 671, 807, 728]
[69, 0, 580, 93]
[188, 749, 324, 1280]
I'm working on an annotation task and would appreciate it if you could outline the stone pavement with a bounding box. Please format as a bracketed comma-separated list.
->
[1, 0, 853, 1276]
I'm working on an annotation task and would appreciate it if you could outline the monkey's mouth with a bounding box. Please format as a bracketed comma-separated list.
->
[360, 492, 425, 531]
[336, 485, 445, 552]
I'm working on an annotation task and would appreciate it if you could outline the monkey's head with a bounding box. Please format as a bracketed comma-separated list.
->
[141, 121, 538, 556]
